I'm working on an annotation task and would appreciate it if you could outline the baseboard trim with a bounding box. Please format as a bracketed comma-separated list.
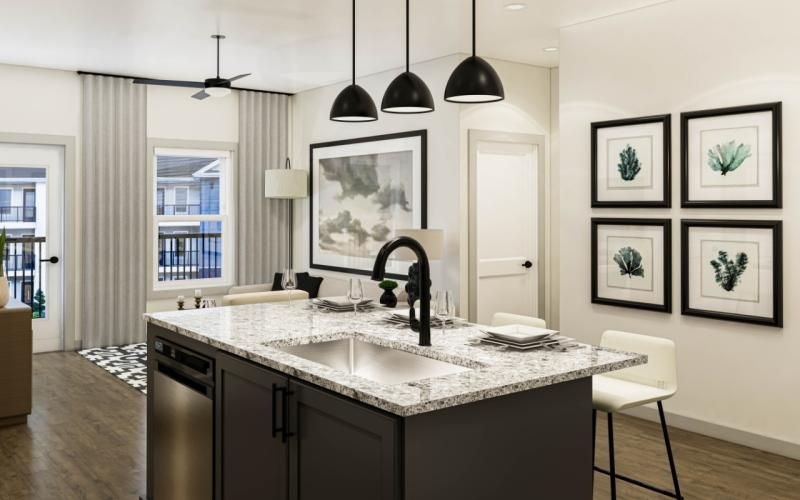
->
[622, 406, 800, 461]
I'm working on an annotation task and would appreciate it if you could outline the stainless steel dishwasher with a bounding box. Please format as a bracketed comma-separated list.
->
[152, 338, 214, 500]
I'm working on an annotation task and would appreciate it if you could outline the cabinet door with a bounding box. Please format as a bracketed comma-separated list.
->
[216, 353, 290, 500]
[288, 381, 400, 500]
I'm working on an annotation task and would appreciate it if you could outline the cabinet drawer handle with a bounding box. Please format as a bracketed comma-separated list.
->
[271, 384, 283, 439]
[282, 389, 296, 443]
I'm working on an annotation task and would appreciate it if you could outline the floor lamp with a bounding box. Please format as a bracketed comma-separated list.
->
[264, 158, 308, 271]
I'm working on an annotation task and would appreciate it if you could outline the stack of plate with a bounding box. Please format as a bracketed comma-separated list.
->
[385, 309, 453, 328]
[311, 296, 374, 312]
[478, 324, 574, 351]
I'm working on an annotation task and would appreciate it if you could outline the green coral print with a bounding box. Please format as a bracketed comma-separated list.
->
[710, 250, 748, 292]
[613, 246, 645, 278]
[707, 141, 752, 176]
[617, 145, 642, 181]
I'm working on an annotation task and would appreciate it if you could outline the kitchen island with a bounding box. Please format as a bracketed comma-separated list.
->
[144, 301, 645, 500]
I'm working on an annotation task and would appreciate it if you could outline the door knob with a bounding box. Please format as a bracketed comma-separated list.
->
[522, 260, 533, 269]
[40, 256, 59, 264]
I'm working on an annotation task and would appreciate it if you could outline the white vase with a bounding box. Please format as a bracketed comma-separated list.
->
[0, 276, 9, 308]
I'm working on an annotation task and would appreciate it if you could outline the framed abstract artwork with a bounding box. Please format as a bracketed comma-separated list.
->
[310, 130, 427, 279]
[681, 102, 782, 208]
[591, 114, 671, 207]
[681, 220, 782, 327]
[591, 218, 672, 312]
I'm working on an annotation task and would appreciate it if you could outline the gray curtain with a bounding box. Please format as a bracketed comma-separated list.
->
[81, 75, 147, 348]
[238, 91, 290, 285]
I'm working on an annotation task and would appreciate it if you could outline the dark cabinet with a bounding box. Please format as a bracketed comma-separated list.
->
[216, 354, 400, 500]
[216, 353, 290, 500]
[289, 380, 401, 500]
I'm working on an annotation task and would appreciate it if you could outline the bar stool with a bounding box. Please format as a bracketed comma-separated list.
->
[592, 330, 682, 499]
[490, 312, 547, 329]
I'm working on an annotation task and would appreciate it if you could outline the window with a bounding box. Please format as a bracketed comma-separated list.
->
[152, 147, 234, 291]
[0, 188, 10, 218]
[23, 189, 35, 222]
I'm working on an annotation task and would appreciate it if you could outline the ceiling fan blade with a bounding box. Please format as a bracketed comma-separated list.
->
[133, 78, 206, 89]
[191, 90, 211, 100]
[227, 73, 251, 82]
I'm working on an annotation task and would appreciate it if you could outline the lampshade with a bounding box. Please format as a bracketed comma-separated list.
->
[330, 84, 378, 122]
[394, 229, 443, 260]
[264, 169, 308, 199]
[382, 72, 435, 113]
[444, 56, 504, 103]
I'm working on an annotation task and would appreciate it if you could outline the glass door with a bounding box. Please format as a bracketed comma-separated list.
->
[0, 143, 63, 353]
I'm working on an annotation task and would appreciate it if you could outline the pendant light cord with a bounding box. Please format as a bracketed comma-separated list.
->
[352, 0, 356, 85]
[216, 36, 220, 78]
[406, 0, 410, 72]
[472, 0, 476, 56]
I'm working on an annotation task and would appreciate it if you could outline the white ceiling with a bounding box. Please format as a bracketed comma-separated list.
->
[0, 0, 670, 93]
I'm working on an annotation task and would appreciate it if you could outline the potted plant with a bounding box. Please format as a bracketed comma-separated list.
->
[378, 279, 399, 308]
[0, 227, 8, 307]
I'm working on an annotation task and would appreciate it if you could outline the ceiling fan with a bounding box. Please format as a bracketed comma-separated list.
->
[133, 34, 251, 100]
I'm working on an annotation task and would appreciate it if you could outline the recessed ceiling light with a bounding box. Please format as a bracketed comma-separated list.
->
[543, 46, 559, 52]
[504, 3, 527, 11]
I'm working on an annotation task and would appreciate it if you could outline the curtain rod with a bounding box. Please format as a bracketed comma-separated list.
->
[76, 70, 294, 96]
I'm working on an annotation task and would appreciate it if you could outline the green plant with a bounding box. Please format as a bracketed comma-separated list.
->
[617, 145, 642, 181]
[379, 279, 398, 291]
[32, 288, 46, 319]
[707, 141, 752, 175]
[0, 227, 6, 278]
[613, 246, 645, 278]
[710, 250, 748, 291]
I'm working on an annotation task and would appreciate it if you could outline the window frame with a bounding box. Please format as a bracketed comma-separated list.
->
[146, 139, 238, 299]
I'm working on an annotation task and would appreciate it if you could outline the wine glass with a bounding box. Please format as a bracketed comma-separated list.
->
[282, 268, 297, 306]
[434, 290, 453, 336]
[347, 278, 364, 318]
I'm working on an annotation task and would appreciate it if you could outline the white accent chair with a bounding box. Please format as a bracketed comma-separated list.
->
[490, 312, 547, 329]
[592, 330, 681, 500]
[222, 290, 309, 306]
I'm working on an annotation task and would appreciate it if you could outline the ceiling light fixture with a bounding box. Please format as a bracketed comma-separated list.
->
[381, 0, 435, 114]
[330, 0, 378, 122]
[543, 46, 559, 52]
[504, 3, 527, 10]
[444, 0, 505, 103]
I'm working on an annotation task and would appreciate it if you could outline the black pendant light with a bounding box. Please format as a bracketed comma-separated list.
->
[330, 0, 378, 122]
[444, 0, 505, 103]
[381, 0, 435, 114]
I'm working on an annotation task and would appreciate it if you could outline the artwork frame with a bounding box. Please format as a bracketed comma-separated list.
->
[681, 102, 782, 208]
[681, 220, 782, 327]
[591, 218, 672, 313]
[309, 130, 427, 279]
[591, 114, 671, 208]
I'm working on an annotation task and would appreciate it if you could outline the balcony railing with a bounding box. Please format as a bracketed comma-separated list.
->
[156, 204, 202, 216]
[0, 206, 36, 222]
[158, 232, 222, 282]
[1, 236, 46, 318]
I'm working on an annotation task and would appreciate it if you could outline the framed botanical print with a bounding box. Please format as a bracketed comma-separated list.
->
[681, 102, 782, 208]
[592, 218, 672, 312]
[681, 220, 782, 327]
[591, 114, 671, 207]
[310, 130, 427, 279]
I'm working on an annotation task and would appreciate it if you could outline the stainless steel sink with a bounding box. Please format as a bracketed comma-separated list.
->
[278, 338, 473, 385]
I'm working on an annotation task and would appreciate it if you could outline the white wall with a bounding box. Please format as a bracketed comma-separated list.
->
[560, 0, 800, 454]
[292, 55, 553, 310]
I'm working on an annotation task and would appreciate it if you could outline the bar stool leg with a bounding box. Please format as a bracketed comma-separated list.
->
[607, 412, 617, 500]
[592, 409, 597, 466]
[658, 401, 682, 499]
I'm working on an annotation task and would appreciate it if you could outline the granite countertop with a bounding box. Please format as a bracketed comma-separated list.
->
[144, 302, 646, 416]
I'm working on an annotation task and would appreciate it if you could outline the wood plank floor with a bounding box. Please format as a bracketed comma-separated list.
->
[0, 352, 798, 499]
[0, 352, 145, 500]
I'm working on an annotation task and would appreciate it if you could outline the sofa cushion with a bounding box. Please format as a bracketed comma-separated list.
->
[272, 272, 324, 299]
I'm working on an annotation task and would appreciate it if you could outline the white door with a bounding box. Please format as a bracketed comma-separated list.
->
[0, 143, 63, 352]
[473, 140, 539, 325]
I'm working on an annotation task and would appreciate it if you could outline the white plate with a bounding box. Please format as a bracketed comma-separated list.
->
[319, 296, 372, 307]
[481, 324, 560, 343]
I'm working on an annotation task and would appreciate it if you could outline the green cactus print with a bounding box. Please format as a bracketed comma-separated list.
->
[707, 141, 752, 176]
[617, 145, 642, 181]
[613, 246, 645, 278]
[710, 250, 748, 292]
